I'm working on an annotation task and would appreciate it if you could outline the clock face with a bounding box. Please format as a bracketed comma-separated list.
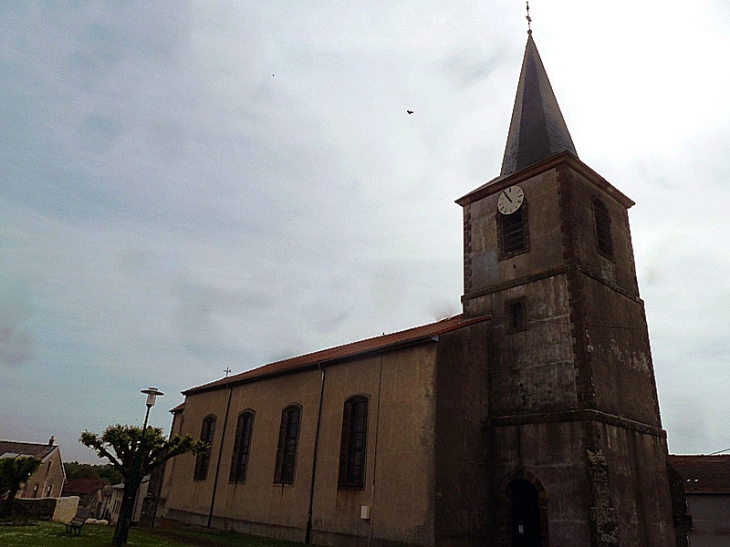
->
[497, 185, 525, 215]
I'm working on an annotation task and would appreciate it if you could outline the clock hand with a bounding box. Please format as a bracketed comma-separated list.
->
[504, 193, 513, 203]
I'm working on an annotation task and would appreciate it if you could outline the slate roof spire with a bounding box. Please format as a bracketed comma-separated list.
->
[500, 31, 578, 176]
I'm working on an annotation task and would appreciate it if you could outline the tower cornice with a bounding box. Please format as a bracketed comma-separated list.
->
[456, 151, 634, 209]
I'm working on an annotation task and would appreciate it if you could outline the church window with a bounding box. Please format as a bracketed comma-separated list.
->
[506, 298, 527, 332]
[274, 405, 301, 485]
[229, 411, 255, 483]
[338, 396, 368, 488]
[194, 415, 216, 481]
[499, 204, 529, 258]
[593, 199, 614, 258]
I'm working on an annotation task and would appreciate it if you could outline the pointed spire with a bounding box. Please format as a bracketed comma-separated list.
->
[500, 33, 577, 177]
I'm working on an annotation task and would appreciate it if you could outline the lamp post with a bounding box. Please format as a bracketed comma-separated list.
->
[113, 387, 164, 547]
[141, 387, 163, 433]
[136, 387, 163, 514]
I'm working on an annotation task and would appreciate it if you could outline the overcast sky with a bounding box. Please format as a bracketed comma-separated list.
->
[1, 1, 729, 463]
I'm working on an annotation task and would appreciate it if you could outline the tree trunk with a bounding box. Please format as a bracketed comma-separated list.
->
[111, 480, 140, 547]
[0, 484, 20, 518]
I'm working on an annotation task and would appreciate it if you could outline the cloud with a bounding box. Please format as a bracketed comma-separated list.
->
[1, 1, 729, 461]
[0, 281, 34, 368]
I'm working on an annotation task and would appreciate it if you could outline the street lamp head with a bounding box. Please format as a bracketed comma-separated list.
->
[141, 386, 164, 408]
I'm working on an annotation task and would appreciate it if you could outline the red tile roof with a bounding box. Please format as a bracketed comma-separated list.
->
[62, 478, 106, 496]
[184, 314, 489, 396]
[668, 454, 730, 494]
[169, 402, 186, 413]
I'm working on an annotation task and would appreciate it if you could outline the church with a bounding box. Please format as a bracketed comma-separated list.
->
[156, 30, 679, 547]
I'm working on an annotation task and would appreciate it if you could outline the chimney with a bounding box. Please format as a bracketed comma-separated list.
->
[48, 436, 54, 446]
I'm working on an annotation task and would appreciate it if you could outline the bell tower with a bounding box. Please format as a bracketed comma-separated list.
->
[459, 32, 676, 546]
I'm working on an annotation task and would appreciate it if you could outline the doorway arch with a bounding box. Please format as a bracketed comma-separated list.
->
[497, 471, 549, 547]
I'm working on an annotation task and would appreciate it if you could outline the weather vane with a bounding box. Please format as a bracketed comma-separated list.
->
[526, 1, 532, 33]
[224, 367, 232, 377]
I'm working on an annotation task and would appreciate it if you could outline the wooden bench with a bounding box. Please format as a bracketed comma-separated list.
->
[62, 507, 91, 536]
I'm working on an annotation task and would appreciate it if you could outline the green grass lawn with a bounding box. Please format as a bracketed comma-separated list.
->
[0, 521, 305, 547]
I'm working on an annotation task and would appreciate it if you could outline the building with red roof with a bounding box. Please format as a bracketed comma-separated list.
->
[669, 455, 730, 546]
[61, 478, 106, 518]
[156, 29, 678, 547]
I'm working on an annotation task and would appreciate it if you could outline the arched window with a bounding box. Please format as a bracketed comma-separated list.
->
[194, 415, 216, 481]
[338, 396, 368, 488]
[499, 203, 529, 258]
[229, 411, 255, 483]
[274, 405, 301, 485]
[593, 198, 614, 258]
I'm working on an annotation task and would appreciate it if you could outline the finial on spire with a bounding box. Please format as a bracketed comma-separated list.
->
[526, 1, 532, 34]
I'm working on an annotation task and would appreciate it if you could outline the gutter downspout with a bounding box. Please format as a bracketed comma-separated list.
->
[368, 354, 385, 547]
[305, 366, 326, 544]
[208, 386, 233, 528]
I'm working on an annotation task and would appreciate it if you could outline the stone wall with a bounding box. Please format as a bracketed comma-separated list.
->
[11, 496, 78, 521]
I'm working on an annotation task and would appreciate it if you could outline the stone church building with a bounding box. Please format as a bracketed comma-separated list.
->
[157, 32, 679, 547]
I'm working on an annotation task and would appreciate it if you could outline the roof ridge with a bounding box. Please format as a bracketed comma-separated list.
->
[183, 314, 490, 395]
[0, 439, 53, 446]
[265, 313, 469, 365]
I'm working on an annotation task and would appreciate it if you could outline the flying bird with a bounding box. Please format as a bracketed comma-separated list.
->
[407, 110, 414, 115]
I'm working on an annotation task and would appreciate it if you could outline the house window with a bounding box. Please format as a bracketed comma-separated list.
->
[194, 415, 216, 481]
[499, 204, 529, 258]
[593, 199, 614, 258]
[274, 405, 301, 485]
[230, 411, 255, 483]
[506, 298, 527, 332]
[339, 396, 368, 488]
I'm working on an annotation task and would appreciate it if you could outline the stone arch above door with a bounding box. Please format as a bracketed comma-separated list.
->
[497, 469, 549, 547]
